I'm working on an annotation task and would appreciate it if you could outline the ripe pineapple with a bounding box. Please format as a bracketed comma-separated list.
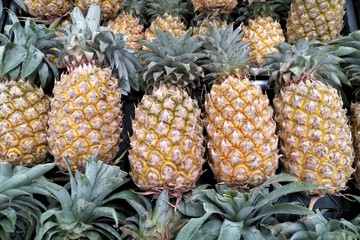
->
[241, 0, 285, 66]
[74, 0, 122, 19]
[286, 0, 346, 43]
[262, 39, 354, 195]
[129, 30, 206, 193]
[202, 24, 279, 188]
[0, 13, 59, 166]
[192, 14, 228, 36]
[191, 0, 237, 14]
[144, 0, 192, 42]
[22, 0, 73, 18]
[106, 0, 145, 50]
[47, 4, 140, 172]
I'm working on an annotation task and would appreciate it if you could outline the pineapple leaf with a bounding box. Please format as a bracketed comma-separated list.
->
[21, 45, 44, 79]
[175, 212, 212, 240]
[0, 44, 27, 75]
[85, 4, 101, 33]
[191, 219, 222, 240]
[218, 219, 242, 240]
[93, 222, 122, 240]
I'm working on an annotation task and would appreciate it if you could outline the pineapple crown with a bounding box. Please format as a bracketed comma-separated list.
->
[0, 162, 55, 239]
[56, 4, 141, 95]
[119, 190, 186, 239]
[121, 0, 147, 25]
[145, 0, 193, 23]
[176, 174, 324, 240]
[200, 23, 253, 85]
[35, 157, 129, 240]
[138, 30, 206, 93]
[327, 31, 360, 102]
[271, 209, 360, 239]
[0, 10, 59, 88]
[261, 38, 353, 94]
[235, 0, 291, 25]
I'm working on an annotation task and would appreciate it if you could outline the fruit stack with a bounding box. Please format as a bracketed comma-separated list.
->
[1, 0, 360, 239]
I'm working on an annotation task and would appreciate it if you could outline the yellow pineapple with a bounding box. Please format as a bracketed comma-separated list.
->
[191, 0, 237, 14]
[74, 0, 122, 19]
[241, 0, 285, 66]
[106, 0, 145, 50]
[262, 39, 354, 195]
[351, 99, 360, 189]
[129, 30, 206, 193]
[144, 0, 192, 42]
[47, 4, 140, 172]
[0, 14, 59, 165]
[202, 24, 279, 188]
[286, 0, 346, 43]
[22, 0, 73, 18]
[192, 14, 228, 36]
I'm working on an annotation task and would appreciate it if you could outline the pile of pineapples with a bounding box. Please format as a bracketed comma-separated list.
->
[1, 0, 360, 239]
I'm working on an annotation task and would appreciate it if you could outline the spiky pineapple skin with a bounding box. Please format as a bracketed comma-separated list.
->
[286, 0, 345, 43]
[205, 76, 279, 188]
[106, 12, 144, 50]
[273, 80, 354, 195]
[192, 18, 228, 36]
[351, 102, 360, 189]
[144, 13, 187, 42]
[242, 16, 285, 66]
[23, 0, 73, 18]
[0, 80, 50, 165]
[129, 84, 205, 192]
[47, 64, 122, 172]
[191, 0, 237, 13]
[75, 0, 122, 19]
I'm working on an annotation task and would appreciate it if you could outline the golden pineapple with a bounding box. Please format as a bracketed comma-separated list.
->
[144, 0, 192, 42]
[286, 0, 346, 43]
[263, 39, 354, 195]
[192, 15, 228, 36]
[0, 15, 59, 165]
[191, 0, 237, 14]
[129, 31, 206, 192]
[74, 0, 122, 19]
[202, 24, 279, 188]
[243, 16, 284, 66]
[242, 0, 285, 66]
[351, 101, 360, 189]
[23, 0, 73, 18]
[106, 0, 145, 50]
[47, 5, 140, 171]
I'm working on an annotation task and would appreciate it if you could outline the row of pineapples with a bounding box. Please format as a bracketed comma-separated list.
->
[1, 0, 360, 239]
[1, 0, 357, 193]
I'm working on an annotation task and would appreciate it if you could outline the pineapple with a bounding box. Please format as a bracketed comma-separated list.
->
[129, 30, 206, 193]
[47, 4, 140, 172]
[35, 157, 129, 239]
[74, 0, 122, 19]
[106, 0, 145, 50]
[241, 0, 285, 66]
[271, 209, 360, 239]
[286, 0, 346, 43]
[176, 174, 322, 240]
[0, 162, 55, 239]
[191, 0, 237, 14]
[144, 0, 192, 42]
[119, 190, 186, 239]
[262, 39, 354, 195]
[0, 12, 59, 166]
[22, 0, 73, 18]
[192, 14, 228, 36]
[202, 24, 279, 188]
